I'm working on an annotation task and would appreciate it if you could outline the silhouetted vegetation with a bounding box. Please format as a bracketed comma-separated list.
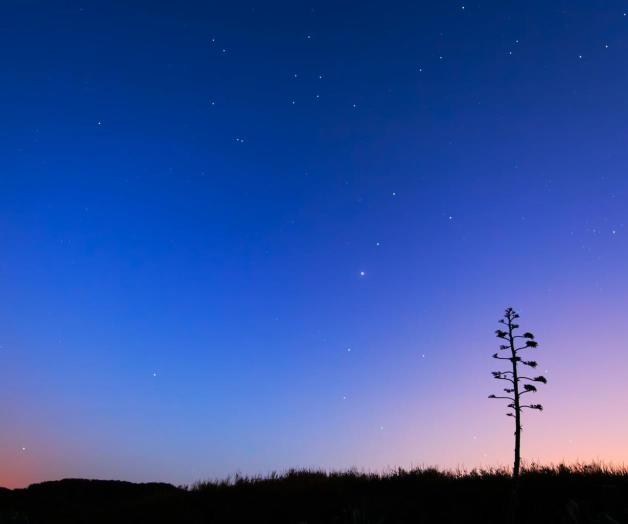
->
[490, 307, 546, 479]
[1, 464, 627, 523]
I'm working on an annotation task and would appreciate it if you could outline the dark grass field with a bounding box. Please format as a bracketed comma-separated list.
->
[1, 464, 627, 523]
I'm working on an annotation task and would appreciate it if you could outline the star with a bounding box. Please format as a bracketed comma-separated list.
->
[359, 271, 365, 276]
[347, 347, 352, 352]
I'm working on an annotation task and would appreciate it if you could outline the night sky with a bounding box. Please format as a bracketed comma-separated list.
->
[2, 1, 628, 489]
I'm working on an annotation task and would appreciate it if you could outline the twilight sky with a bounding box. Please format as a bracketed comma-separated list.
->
[2, 1, 628, 489]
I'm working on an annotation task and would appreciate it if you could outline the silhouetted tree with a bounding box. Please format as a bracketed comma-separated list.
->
[489, 307, 546, 480]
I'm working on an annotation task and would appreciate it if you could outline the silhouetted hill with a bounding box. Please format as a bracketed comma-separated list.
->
[0, 465, 627, 523]
[0, 479, 185, 523]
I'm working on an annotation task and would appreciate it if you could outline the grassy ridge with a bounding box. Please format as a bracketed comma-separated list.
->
[1, 463, 627, 523]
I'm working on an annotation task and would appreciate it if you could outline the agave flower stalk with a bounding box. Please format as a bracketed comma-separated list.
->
[489, 308, 546, 480]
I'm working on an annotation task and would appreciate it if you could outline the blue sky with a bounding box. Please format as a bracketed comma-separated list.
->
[2, 1, 628, 487]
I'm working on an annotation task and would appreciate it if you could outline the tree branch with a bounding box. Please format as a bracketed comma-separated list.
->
[519, 375, 547, 383]
[489, 395, 515, 401]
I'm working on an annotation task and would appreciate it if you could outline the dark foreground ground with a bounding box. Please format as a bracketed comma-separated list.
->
[1, 464, 627, 523]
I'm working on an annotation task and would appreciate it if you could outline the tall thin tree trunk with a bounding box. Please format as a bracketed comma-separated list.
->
[508, 317, 521, 524]
[508, 318, 521, 479]
[513, 412, 521, 478]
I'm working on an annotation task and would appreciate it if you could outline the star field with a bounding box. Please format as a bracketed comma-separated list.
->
[1, 1, 628, 488]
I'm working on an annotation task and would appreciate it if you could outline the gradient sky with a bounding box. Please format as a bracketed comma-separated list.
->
[2, 0, 628, 489]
